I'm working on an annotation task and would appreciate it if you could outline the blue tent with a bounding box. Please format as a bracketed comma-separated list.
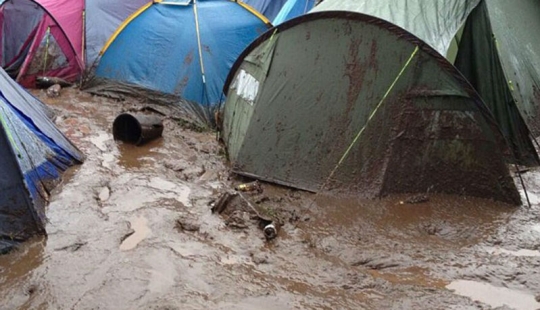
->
[91, 0, 270, 120]
[242, 0, 287, 21]
[273, 0, 316, 25]
[0, 67, 83, 250]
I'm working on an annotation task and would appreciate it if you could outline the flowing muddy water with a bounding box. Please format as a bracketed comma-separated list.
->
[1, 88, 540, 309]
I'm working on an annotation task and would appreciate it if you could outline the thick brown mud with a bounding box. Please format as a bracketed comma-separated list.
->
[1, 88, 540, 309]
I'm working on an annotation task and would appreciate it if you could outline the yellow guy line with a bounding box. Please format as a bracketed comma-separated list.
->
[319, 45, 420, 191]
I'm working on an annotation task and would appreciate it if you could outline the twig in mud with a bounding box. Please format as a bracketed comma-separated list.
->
[211, 191, 237, 214]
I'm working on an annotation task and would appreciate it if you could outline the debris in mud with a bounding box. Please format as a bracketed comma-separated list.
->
[235, 180, 263, 193]
[175, 216, 200, 232]
[36, 76, 72, 88]
[349, 253, 411, 270]
[98, 186, 110, 202]
[211, 191, 238, 214]
[536, 294, 540, 302]
[211, 190, 283, 239]
[54, 242, 87, 252]
[46, 84, 62, 98]
[225, 210, 249, 229]
[401, 194, 429, 204]
[263, 223, 278, 240]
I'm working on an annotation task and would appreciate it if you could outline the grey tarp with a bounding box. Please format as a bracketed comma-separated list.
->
[222, 12, 520, 205]
[311, 0, 480, 57]
[455, 0, 540, 166]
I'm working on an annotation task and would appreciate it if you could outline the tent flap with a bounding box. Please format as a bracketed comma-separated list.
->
[455, 0, 540, 166]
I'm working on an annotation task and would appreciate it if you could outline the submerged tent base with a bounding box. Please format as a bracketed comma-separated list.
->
[83, 77, 216, 127]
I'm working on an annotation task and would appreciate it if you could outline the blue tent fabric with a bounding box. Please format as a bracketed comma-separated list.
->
[0, 67, 83, 243]
[94, 0, 269, 111]
[273, 0, 316, 25]
[242, 0, 287, 21]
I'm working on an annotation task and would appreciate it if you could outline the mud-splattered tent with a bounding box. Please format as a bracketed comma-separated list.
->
[221, 12, 521, 204]
[273, 0, 317, 25]
[86, 0, 270, 123]
[0, 0, 150, 87]
[313, 0, 540, 166]
[242, 0, 287, 21]
[0, 67, 83, 250]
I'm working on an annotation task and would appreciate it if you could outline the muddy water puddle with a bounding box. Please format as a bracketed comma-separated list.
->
[447, 280, 540, 310]
[309, 193, 514, 248]
[2, 88, 540, 309]
[117, 138, 166, 169]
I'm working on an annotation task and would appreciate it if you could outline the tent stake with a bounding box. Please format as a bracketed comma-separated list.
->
[514, 163, 531, 209]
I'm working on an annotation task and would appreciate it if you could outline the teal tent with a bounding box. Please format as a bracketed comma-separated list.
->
[221, 12, 520, 204]
[273, 0, 317, 25]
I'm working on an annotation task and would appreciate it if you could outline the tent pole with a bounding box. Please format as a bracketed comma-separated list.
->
[193, 0, 210, 108]
[514, 162, 531, 209]
[42, 27, 51, 73]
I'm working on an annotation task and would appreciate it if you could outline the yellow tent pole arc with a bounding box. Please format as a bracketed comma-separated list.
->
[235, 1, 271, 26]
[193, 0, 209, 103]
[99, 1, 153, 56]
[319, 45, 420, 192]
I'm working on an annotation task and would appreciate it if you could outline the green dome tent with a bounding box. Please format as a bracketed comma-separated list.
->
[313, 0, 540, 166]
[221, 12, 520, 205]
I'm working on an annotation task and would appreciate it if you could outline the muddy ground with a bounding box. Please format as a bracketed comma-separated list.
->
[1, 88, 540, 310]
